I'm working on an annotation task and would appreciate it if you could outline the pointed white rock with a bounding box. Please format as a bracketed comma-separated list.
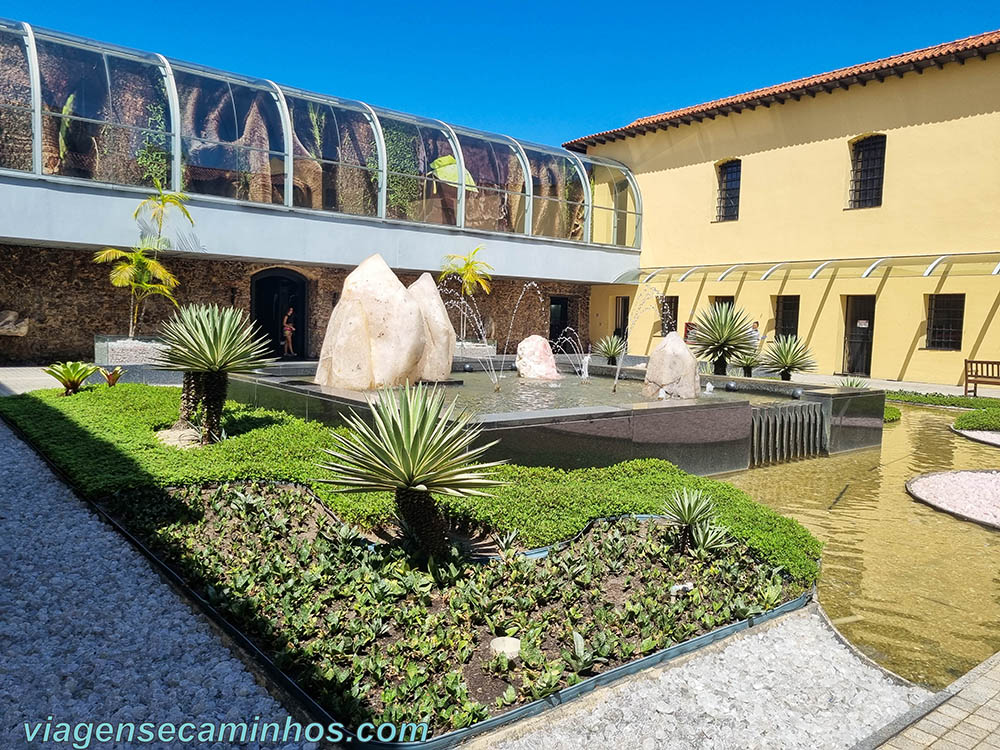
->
[642, 331, 700, 399]
[407, 273, 457, 383]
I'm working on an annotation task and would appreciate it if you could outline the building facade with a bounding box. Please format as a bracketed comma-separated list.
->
[0, 19, 639, 363]
[573, 30, 1000, 386]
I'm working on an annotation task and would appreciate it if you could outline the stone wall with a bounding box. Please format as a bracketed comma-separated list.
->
[0, 243, 589, 364]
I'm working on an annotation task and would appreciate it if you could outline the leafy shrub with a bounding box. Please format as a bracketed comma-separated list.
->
[42, 361, 99, 395]
[99, 366, 126, 387]
[0, 384, 821, 583]
[883, 405, 901, 424]
[954, 408, 1000, 431]
[594, 335, 627, 365]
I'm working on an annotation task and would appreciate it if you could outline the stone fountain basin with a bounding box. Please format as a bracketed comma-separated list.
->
[229, 362, 883, 475]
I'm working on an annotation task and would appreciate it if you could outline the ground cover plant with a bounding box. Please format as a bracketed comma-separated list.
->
[953, 408, 1000, 431]
[0, 383, 821, 735]
[886, 390, 1000, 409]
[101, 481, 808, 733]
[884, 405, 901, 423]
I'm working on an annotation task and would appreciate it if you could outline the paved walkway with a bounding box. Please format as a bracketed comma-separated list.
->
[873, 651, 1000, 749]
[794, 372, 1000, 398]
[0, 366, 52, 396]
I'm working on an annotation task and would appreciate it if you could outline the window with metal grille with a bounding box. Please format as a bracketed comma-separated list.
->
[849, 135, 886, 209]
[926, 294, 964, 350]
[711, 296, 735, 309]
[657, 295, 678, 336]
[775, 295, 800, 338]
[716, 160, 741, 221]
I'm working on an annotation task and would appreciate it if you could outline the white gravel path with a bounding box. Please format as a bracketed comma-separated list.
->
[481, 609, 930, 750]
[908, 470, 1000, 529]
[955, 428, 1000, 449]
[0, 421, 309, 750]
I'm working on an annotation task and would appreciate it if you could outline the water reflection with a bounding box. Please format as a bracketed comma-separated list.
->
[451, 372, 782, 413]
[727, 405, 1000, 688]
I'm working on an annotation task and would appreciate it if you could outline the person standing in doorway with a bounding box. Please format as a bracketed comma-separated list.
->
[282, 307, 296, 357]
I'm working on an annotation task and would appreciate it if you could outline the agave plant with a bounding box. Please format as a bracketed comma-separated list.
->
[839, 376, 869, 389]
[99, 366, 126, 387]
[661, 488, 716, 553]
[156, 304, 274, 442]
[691, 523, 733, 561]
[43, 361, 99, 396]
[734, 349, 762, 378]
[689, 303, 756, 375]
[317, 383, 506, 560]
[762, 335, 817, 381]
[594, 335, 627, 366]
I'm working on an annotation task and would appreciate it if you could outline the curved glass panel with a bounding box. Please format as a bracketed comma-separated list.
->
[284, 93, 378, 217]
[174, 69, 283, 204]
[34, 38, 171, 186]
[520, 145, 585, 240]
[456, 130, 526, 233]
[581, 157, 640, 247]
[0, 27, 32, 171]
[376, 112, 457, 225]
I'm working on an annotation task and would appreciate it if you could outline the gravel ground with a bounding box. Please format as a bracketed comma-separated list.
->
[0, 421, 309, 750]
[908, 470, 1000, 529]
[956, 428, 1000, 448]
[483, 609, 929, 750]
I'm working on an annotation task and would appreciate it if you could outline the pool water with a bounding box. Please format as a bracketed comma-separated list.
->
[447, 371, 785, 414]
[727, 404, 1000, 689]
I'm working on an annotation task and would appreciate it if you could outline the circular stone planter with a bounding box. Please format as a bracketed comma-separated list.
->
[905, 470, 1000, 530]
[950, 425, 1000, 449]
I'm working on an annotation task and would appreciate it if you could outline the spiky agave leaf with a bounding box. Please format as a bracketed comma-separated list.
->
[594, 335, 627, 360]
[689, 303, 756, 364]
[661, 487, 716, 528]
[762, 335, 817, 376]
[155, 304, 275, 373]
[317, 382, 506, 497]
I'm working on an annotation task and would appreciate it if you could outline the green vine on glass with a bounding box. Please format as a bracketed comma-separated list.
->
[136, 101, 169, 187]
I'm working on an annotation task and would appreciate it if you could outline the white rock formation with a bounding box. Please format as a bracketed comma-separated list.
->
[316, 254, 427, 390]
[515, 335, 563, 380]
[408, 273, 457, 383]
[0, 310, 28, 337]
[642, 331, 700, 399]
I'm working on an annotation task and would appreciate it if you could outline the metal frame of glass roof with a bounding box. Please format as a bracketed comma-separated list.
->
[0, 17, 641, 250]
[619, 251, 1000, 284]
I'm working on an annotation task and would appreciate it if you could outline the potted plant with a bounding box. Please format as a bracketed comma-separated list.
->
[689, 303, 756, 375]
[762, 335, 817, 381]
[594, 334, 627, 366]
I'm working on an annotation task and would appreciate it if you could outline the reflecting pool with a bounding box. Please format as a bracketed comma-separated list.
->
[447, 372, 785, 413]
[727, 404, 1000, 689]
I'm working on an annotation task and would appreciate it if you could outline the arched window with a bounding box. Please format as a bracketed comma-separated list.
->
[849, 134, 886, 209]
[716, 159, 741, 221]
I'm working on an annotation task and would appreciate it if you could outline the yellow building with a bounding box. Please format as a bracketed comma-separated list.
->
[571, 29, 1000, 386]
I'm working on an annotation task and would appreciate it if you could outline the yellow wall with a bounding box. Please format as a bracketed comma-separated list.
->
[590, 284, 637, 341]
[586, 55, 1000, 385]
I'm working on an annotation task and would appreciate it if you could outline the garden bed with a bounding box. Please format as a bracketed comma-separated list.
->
[0, 384, 822, 740]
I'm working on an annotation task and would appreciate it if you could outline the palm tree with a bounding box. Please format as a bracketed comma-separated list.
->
[156, 304, 275, 442]
[689, 303, 757, 375]
[133, 179, 193, 252]
[762, 335, 817, 381]
[93, 238, 179, 337]
[318, 383, 506, 560]
[438, 246, 493, 343]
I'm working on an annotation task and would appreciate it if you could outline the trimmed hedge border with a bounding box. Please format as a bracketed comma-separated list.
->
[883, 405, 901, 424]
[885, 391, 1000, 410]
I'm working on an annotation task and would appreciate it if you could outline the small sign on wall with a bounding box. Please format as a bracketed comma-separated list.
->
[856, 320, 870, 329]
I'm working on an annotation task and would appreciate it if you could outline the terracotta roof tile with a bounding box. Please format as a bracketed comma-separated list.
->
[564, 28, 1000, 151]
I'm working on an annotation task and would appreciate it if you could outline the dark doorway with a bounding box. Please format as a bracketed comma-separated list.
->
[614, 295, 630, 338]
[549, 296, 570, 341]
[843, 295, 876, 376]
[251, 268, 308, 359]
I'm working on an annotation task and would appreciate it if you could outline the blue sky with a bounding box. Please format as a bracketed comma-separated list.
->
[4, 2, 998, 146]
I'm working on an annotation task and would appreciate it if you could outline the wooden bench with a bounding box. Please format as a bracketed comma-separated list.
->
[964, 359, 1000, 396]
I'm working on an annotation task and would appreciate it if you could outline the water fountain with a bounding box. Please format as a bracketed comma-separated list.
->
[611, 283, 670, 392]
[549, 327, 591, 380]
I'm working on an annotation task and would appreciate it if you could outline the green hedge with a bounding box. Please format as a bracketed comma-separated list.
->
[886, 390, 1000, 409]
[883, 405, 901, 423]
[0, 384, 821, 583]
[954, 408, 1000, 432]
